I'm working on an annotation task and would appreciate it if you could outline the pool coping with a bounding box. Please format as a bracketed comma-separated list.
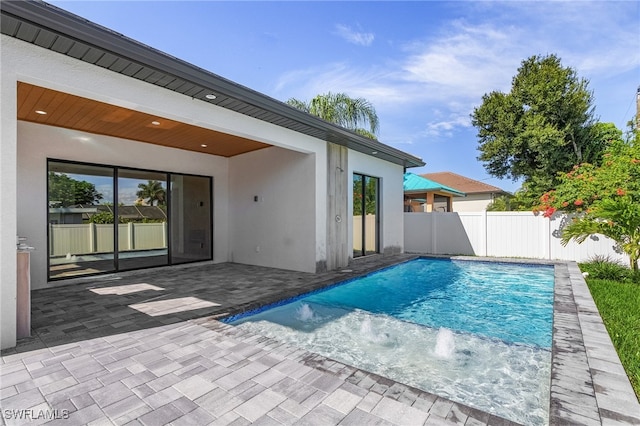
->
[219, 255, 640, 425]
[552, 261, 640, 424]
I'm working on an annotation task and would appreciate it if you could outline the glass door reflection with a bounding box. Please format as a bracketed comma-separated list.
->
[117, 169, 168, 270]
[48, 161, 115, 279]
[47, 160, 213, 280]
[352, 173, 379, 258]
[353, 174, 364, 258]
[364, 176, 379, 255]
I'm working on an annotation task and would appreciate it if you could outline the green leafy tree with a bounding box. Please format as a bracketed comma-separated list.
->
[536, 127, 640, 270]
[287, 92, 379, 139]
[586, 122, 624, 167]
[136, 180, 166, 206]
[471, 54, 604, 206]
[363, 178, 378, 215]
[487, 195, 516, 211]
[89, 211, 128, 224]
[353, 178, 363, 215]
[353, 177, 378, 216]
[48, 172, 103, 207]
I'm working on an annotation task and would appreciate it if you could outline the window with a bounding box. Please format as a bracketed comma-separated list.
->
[170, 174, 212, 264]
[433, 195, 451, 212]
[353, 173, 379, 258]
[47, 160, 212, 280]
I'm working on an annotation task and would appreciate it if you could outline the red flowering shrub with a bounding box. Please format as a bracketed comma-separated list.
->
[534, 135, 639, 270]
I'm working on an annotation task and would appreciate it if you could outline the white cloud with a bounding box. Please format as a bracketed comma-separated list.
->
[399, 22, 519, 106]
[481, 1, 640, 78]
[276, 2, 638, 138]
[334, 24, 374, 46]
[425, 114, 472, 138]
[277, 20, 522, 112]
[274, 62, 407, 104]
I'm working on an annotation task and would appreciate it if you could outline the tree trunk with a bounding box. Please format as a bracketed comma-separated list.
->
[569, 132, 582, 163]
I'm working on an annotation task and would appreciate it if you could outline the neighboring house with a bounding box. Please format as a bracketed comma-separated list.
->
[403, 173, 465, 212]
[0, 2, 423, 349]
[421, 172, 508, 212]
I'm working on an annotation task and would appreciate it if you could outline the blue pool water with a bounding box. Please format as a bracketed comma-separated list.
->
[227, 258, 555, 425]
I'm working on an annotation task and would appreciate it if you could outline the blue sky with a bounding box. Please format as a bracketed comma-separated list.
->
[51, 1, 639, 193]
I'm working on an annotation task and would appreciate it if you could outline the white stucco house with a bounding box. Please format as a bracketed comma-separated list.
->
[0, 1, 423, 349]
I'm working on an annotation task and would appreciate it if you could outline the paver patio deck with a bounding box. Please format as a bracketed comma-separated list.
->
[2, 255, 639, 425]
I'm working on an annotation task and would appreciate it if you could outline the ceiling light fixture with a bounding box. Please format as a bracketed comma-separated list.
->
[205, 94, 217, 100]
[35, 110, 47, 115]
[151, 121, 160, 125]
[371, 151, 378, 155]
[201, 144, 208, 147]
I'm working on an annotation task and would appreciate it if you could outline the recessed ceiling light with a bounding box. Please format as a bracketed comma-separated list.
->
[205, 94, 217, 100]
[371, 151, 378, 155]
[35, 110, 47, 115]
[151, 121, 160, 126]
[201, 144, 208, 147]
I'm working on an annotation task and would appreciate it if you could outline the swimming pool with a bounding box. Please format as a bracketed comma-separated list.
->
[226, 258, 555, 425]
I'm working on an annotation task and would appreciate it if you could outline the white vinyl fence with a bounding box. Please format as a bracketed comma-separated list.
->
[49, 222, 167, 256]
[404, 211, 630, 265]
[353, 215, 377, 252]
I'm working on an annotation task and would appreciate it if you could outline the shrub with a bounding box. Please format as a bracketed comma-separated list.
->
[579, 255, 631, 281]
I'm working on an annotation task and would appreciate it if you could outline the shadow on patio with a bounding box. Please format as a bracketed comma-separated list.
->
[5, 255, 417, 355]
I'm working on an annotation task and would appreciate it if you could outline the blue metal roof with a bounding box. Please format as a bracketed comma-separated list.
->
[403, 173, 466, 197]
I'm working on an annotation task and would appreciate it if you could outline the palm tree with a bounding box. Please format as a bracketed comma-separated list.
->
[287, 92, 379, 139]
[136, 180, 166, 206]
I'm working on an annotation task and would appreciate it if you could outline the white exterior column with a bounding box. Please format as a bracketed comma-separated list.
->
[0, 39, 18, 349]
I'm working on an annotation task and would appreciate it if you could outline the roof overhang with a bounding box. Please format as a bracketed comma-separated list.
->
[1, 0, 425, 168]
[403, 173, 466, 197]
[405, 189, 466, 198]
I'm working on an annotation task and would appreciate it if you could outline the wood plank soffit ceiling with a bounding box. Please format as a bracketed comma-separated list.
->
[17, 82, 271, 157]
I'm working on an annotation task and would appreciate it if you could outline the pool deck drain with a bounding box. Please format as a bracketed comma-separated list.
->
[1, 255, 639, 425]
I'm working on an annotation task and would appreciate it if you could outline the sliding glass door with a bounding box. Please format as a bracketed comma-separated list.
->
[48, 161, 116, 279]
[353, 173, 379, 258]
[117, 169, 169, 271]
[47, 159, 212, 280]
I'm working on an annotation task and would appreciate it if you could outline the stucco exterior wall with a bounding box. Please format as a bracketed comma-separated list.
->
[452, 193, 495, 212]
[349, 150, 405, 257]
[0, 45, 18, 350]
[229, 147, 317, 272]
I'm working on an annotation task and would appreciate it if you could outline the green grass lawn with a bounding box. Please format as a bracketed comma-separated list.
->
[585, 278, 640, 399]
